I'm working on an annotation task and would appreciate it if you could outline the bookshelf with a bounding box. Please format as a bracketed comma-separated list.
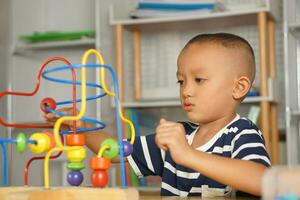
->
[109, 0, 280, 164]
[12, 38, 96, 55]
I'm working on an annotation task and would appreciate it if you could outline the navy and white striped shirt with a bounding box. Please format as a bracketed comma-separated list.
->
[127, 114, 271, 196]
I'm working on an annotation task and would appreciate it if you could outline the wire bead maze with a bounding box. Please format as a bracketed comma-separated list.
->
[0, 49, 135, 189]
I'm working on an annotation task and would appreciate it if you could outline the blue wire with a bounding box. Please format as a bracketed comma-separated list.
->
[0, 139, 36, 144]
[42, 64, 106, 134]
[0, 142, 7, 186]
[42, 63, 126, 187]
[42, 63, 127, 187]
[46, 107, 106, 134]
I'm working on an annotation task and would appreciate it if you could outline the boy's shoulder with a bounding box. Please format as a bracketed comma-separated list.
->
[230, 117, 260, 132]
[227, 116, 262, 139]
[178, 116, 261, 137]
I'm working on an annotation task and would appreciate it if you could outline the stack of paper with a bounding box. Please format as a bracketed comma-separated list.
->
[130, 0, 226, 18]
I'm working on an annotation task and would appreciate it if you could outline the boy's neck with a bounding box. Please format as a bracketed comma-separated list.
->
[199, 112, 237, 134]
[193, 112, 237, 147]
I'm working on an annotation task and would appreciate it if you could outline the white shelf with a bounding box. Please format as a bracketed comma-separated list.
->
[109, 2, 278, 27]
[12, 38, 95, 55]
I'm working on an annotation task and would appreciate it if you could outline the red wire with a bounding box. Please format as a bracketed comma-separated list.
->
[24, 135, 65, 186]
[0, 57, 77, 129]
[0, 57, 78, 186]
[21, 57, 78, 186]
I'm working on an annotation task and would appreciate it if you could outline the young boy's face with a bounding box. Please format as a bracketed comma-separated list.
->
[177, 42, 239, 124]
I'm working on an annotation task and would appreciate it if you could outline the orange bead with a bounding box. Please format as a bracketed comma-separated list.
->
[89, 157, 111, 170]
[66, 134, 85, 146]
[91, 170, 108, 188]
[42, 131, 55, 149]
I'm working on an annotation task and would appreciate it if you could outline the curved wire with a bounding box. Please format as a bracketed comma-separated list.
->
[42, 64, 107, 134]
[0, 57, 76, 129]
[42, 50, 136, 188]
[44, 50, 92, 188]
[41, 63, 135, 143]
[46, 107, 105, 134]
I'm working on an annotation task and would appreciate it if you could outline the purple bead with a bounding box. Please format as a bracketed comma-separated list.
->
[67, 170, 83, 186]
[122, 140, 133, 157]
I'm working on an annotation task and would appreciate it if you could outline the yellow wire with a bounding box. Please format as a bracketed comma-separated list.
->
[93, 50, 135, 145]
[44, 49, 136, 188]
[44, 49, 90, 188]
[97, 145, 110, 158]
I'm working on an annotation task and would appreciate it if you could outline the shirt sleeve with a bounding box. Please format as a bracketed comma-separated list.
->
[127, 134, 165, 178]
[231, 129, 271, 167]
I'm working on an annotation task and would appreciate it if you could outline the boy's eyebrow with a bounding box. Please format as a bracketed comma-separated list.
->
[176, 71, 182, 77]
[191, 67, 205, 74]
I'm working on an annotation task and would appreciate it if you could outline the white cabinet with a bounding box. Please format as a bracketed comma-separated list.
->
[284, 0, 300, 165]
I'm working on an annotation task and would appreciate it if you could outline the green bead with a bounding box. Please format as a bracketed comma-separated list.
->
[67, 162, 85, 171]
[16, 133, 26, 153]
[101, 138, 119, 159]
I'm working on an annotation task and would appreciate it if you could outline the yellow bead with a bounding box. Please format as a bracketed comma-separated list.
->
[67, 147, 86, 163]
[28, 133, 51, 154]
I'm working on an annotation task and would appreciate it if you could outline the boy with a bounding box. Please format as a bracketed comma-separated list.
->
[44, 33, 270, 197]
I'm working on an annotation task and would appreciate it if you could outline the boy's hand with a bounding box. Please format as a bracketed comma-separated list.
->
[42, 107, 88, 131]
[155, 118, 193, 165]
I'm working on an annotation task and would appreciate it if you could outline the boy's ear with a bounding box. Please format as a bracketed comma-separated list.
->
[232, 76, 251, 100]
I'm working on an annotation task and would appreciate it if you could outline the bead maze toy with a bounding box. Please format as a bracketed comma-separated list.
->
[0, 49, 138, 200]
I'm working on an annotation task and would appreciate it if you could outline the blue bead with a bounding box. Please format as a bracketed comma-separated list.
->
[67, 170, 83, 186]
[122, 140, 133, 157]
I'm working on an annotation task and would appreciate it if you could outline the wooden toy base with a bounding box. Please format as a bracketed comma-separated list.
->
[0, 187, 139, 200]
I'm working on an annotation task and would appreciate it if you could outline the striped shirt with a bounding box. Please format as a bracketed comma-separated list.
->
[127, 114, 271, 196]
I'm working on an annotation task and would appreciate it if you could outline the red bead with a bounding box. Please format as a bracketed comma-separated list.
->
[89, 157, 111, 170]
[91, 170, 108, 188]
[66, 134, 85, 146]
[40, 98, 56, 113]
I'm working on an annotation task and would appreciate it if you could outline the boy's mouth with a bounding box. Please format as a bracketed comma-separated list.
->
[183, 103, 193, 111]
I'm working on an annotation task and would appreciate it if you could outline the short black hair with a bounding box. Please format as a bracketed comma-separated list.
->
[185, 33, 254, 59]
[182, 33, 255, 81]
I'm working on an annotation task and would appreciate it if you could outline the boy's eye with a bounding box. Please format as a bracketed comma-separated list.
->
[177, 80, 184, 85]
[195, 78, 205, 83]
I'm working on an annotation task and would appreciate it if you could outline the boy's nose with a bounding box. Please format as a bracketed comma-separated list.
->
[181, 83, 193, 98]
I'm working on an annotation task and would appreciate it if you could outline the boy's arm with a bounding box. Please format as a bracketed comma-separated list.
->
[155, 119, 267, 196]
[183, 148, 267, 196]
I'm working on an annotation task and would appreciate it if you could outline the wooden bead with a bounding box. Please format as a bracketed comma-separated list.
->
[66, 134, 85, 146]
[28, 133, 51, 154]
[40, 97, 56, 113]
[101, 138, 119, 159]
[16, 133, 26, 153]
[91, 170, 108, 188]
[67, 162, 85, 171]
[89, 157, 111, 170]
[67, 147, 86, 163]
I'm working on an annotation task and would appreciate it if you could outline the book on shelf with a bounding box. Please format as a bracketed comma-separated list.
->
[130, 0, 226, 19]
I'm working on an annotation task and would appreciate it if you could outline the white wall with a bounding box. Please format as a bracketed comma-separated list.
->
[0, 0, 11, 187]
